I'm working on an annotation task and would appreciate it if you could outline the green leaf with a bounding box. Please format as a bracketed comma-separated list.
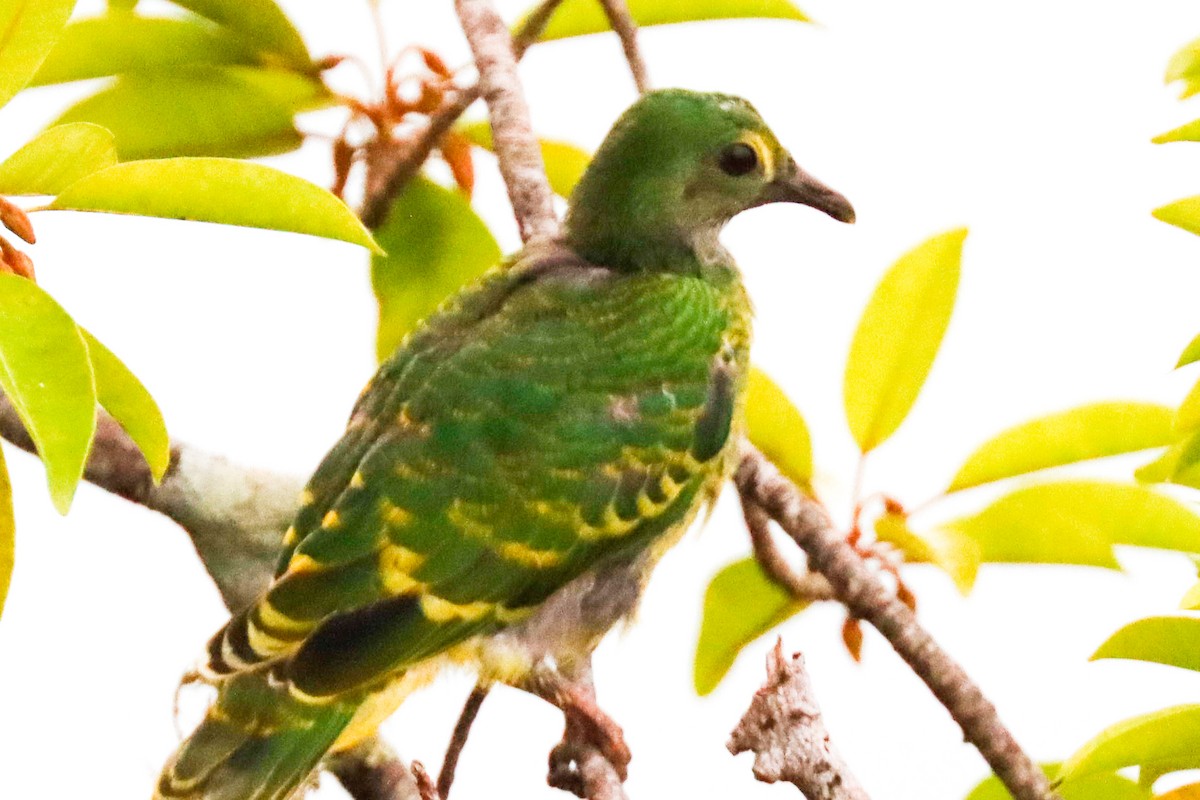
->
[1154, 198, 1200, 237]
[48, 67, 322, 160]
[459, 121, 590, 198]
[0, 123, 117, 196]
[945, 481, 1200, 568]
[744, 366, 812, 492]
[528, 0, 810, 42]
[48, 158, 379, 252]
[30, 14, 256, 86]
[965, 763, 1148, 800]
[0, 274, 96, 513]
[223, 65, 330, 112]
[947, 402, 1175, 493]
[372, 176, 501, 361]
[0, 448, 13, 620]
[167, 0, 310, 69]
[80, 329, 169, 482]
[1177, 333, 1200, 369]
[843, 228, 966, 452]
[693, 558, 810, 696]
[0, 0, 75, 110]
[1092, 616, 1200, 673]
[1062, 705, 1200, 783]
[875, 512, 980, 594]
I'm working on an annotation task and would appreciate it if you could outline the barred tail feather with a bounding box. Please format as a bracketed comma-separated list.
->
[155, 673, 357, 800]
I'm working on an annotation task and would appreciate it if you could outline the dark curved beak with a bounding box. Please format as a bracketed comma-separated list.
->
[756, 157, 856, 223]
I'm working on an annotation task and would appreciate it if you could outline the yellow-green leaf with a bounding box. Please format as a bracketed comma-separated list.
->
[1136, 446, 1179, 485]
[844, 228, 966, 452]
[744, 366, 812, 492]
[694, 557, 810, 696]
[527, 0, 810, 42]
[48, 67, 319, 160]
[1177, 333, 1200, 369]
[1181, 581, 1200, 611]
[945, 481, 1200, 568]
[224, 66, 330, 113]
[1154, 120, 1200, 145]
[0, 448, 13, 620]
[1062, 705, 1200, 783]
[1177, 380, 1200, 435]
[1137, 430, 1200, 490]
[372, 176, 500, 361]
[1167, 36, 1200, 97]
[875, 512, 980, 594]
[459, 121, 590, 198]
[0, 123, 117, 196]
[80, 329, 169, 482]
[30, 14, 255, 86]
[0, 0, 75, 110]
[947, 402, 1174, 493]
[1154, 198, 1200, 237]
[1092, 616, 1200, 673]
[48, 158, 378, 252]
[965, 763, 1148, 800]
[0, 274, 96, 513]
[168, 0, 310, 69]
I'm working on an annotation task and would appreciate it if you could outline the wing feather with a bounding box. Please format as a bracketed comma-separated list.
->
[209, 249, 744, 698]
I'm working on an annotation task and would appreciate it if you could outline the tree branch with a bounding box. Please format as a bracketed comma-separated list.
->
[0, 399, 296, 611]
[729, 640, 870, 799]
[597, 0, 650, 93]
[454, 0, 559, 242]
[0, 398, 423, 800]
[743, 494, 836, 603]
[327, 736, 423, 800]
[734, 443, 1058, 800]
[359, 0, 567, 230]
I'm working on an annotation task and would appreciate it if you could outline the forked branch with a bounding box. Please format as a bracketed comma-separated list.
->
[735, 443, 1057, 800]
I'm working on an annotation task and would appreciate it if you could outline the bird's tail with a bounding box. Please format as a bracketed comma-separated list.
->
[154, 670, 358, 800]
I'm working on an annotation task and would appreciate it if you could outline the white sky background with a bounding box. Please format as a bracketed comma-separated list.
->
[4, 0, 1200, 797]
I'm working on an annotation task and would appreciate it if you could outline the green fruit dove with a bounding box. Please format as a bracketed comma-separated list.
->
[154, 88, 854, 800]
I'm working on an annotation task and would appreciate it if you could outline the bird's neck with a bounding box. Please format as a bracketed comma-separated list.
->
[564, 216, 736, 282]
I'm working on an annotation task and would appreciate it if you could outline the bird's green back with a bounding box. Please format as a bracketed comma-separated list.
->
[209, 240, 751, 699]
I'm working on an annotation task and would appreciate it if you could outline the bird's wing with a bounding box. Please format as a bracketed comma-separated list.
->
[208, 252, 742, 700]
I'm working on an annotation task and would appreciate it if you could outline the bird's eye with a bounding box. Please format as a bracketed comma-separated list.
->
[718, 142, 759, 176]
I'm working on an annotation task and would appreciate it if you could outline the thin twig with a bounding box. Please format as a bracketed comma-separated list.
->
[734, 443, 1058, 800]
[597, 0, 651, 93]
[729, 640, 870, 800]
[412, 761, 441, 800]
[454, 0, 559, 242]
[743, 496, 836, 602]
[359, 0, 566, 229]
[438, 685, 490, 799]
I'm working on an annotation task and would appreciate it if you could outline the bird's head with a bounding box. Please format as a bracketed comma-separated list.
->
[564, 89, 854, 271]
